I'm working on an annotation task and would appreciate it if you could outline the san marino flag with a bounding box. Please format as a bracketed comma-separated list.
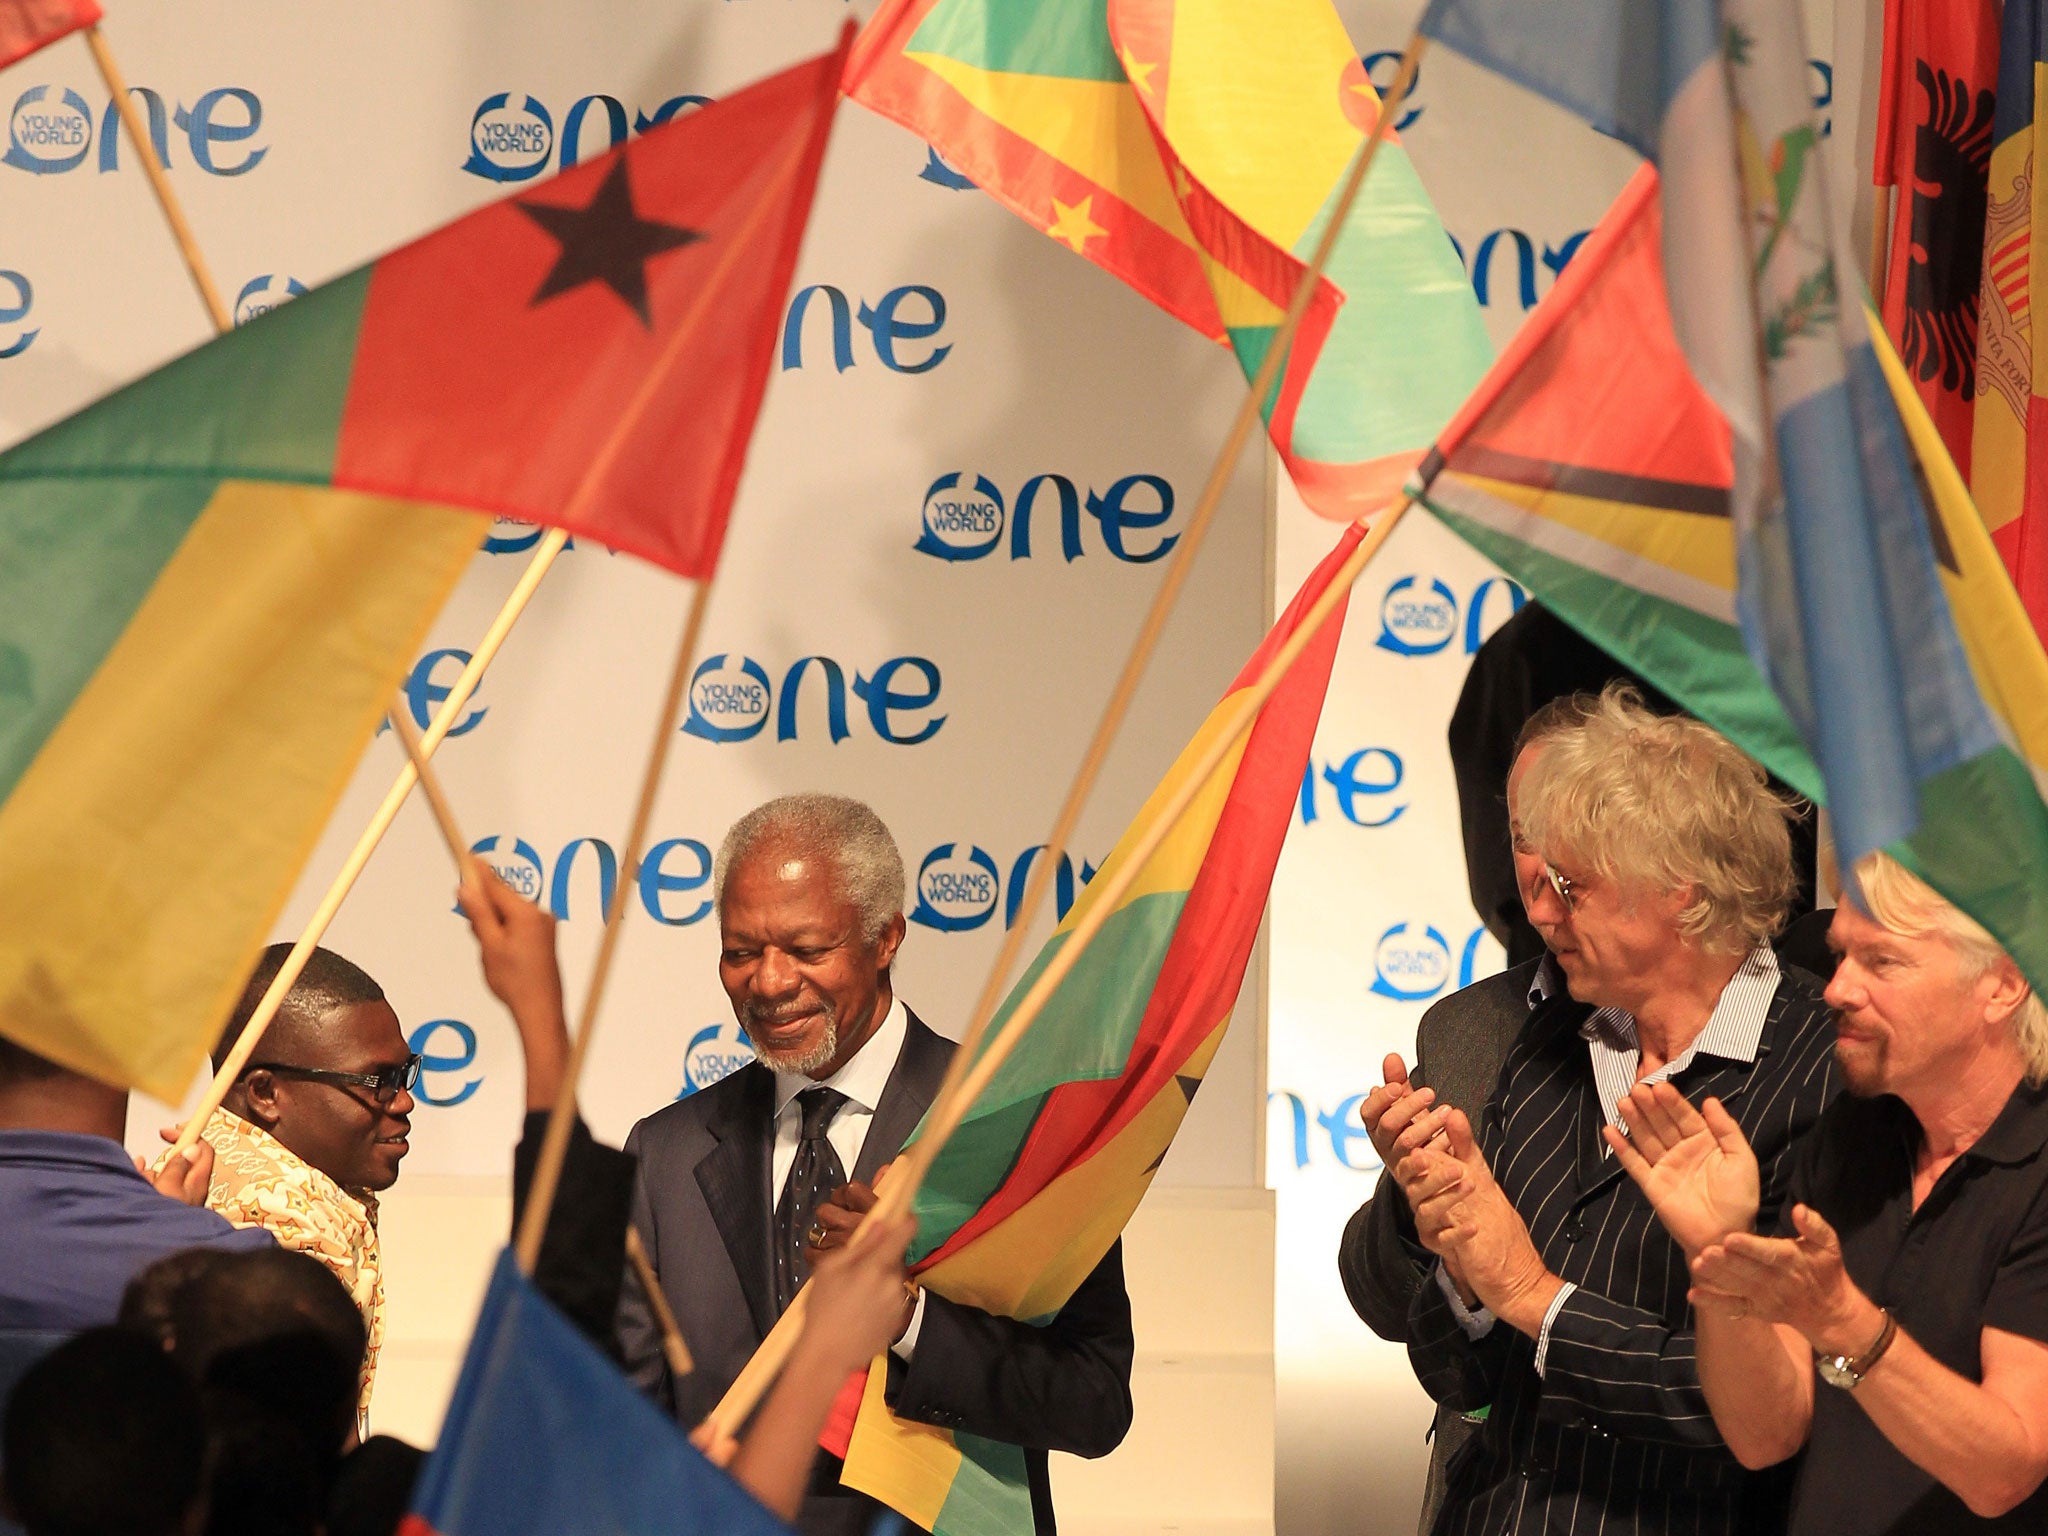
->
[837, 523, 1360, 1536]
[846, 0, 1491, 518]
[0, 38, 845, 1097]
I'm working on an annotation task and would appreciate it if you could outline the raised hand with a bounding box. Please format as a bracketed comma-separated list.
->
[1604, 1086, 1760, 1258]
[1361, 1052, 1438, 1167]
[144, 1138, 215, 1206]
[457, 863, 568, 1108]
[801, 1211, 918, 1372]
[1691, 1203, 1874, 1353]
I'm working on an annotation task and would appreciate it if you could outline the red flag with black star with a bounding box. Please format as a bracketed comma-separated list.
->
[1874, 0, 2000, 476]
[0, 0, 98, 71]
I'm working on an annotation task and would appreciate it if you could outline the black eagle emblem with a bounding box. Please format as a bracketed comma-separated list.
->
[1900, 60, 1995, 399]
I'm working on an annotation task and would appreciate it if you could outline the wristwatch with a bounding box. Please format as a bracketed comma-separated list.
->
[1815, 1308, 1898, 1389]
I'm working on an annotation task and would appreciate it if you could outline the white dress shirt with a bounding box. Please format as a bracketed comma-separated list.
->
[767, 994, 925, 1354]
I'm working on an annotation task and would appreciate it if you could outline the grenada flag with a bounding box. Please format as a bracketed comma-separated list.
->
[0, 35, 846, 1097]
[846, 0, 1491, 519]
[836, 521, 1361, 1536]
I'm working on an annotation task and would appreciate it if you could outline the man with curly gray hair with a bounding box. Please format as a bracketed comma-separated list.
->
[618, 793, 1133, 1536]
[1381, 686, 1841, 1536]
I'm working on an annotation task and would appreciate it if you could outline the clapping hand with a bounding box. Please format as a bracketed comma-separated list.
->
[1604, 1085, 1760, 1259]
[1691, 1203, 1872, 1349]
[1362, 1052, 1440, 1167]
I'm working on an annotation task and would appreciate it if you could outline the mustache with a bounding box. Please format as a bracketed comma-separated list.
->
[743, 998, 835, 1028]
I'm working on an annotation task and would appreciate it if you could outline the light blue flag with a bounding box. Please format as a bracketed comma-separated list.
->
[1416, 0, 2008, 886]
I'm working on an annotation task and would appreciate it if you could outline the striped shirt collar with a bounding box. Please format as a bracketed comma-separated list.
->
[1579, 943, 1780, 1145]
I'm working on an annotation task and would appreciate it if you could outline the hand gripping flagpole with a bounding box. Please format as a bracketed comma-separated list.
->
[703, 35, 1431, 1437]
[512, 33, 853, 1273]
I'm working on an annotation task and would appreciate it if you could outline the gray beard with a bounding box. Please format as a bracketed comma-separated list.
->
[746, 1002, 840, 1076]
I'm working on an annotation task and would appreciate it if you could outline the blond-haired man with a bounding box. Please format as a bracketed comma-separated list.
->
[1612, 851, 2048, 1532]
[1387, 686, 1839, 1536]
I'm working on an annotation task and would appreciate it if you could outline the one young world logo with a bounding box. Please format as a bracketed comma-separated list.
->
[462, 93, 553, 181]
[233, 274, 305, 327]
[679, 1021, 754, 1097]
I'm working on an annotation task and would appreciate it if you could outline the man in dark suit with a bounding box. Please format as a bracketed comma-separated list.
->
[1342, 698, 1589, 1532]
[1383, 688, 1840, 1536]
[617, 794, 1134, 1536]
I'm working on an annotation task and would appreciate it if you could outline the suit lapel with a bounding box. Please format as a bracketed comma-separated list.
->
[852, 1007, 954, 1185]
[694, 1064, 778, 1339]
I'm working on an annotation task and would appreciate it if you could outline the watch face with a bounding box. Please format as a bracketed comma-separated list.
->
[1815, 1354, 1858, 1389]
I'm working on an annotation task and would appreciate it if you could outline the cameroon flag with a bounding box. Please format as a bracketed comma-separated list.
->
[846, 0, 1490, 519]
[0, 37, 846, 1097]
[837, 521, 1359, 1535]
[1418, 164, 2048, 993]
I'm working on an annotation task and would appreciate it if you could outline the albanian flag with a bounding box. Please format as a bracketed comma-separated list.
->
[0, 0, 98, 71]
[0, 34, 846, 1097]
[1874, 0, 1999, 475]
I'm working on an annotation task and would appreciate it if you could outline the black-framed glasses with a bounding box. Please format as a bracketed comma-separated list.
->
[245, 1055, 421, 1104]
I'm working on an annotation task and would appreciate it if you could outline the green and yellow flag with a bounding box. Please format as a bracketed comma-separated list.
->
[846, 0, 1491, 517]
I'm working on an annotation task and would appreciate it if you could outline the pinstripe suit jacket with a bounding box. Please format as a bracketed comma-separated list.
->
[1407, 966, 1839, 1536]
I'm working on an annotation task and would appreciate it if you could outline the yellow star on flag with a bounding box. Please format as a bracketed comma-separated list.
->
[1047, 194, 1108, 253]
[1120, 47, 1158, 97]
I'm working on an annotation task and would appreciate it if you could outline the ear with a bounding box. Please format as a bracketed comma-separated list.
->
[238, 1068, 286, 1131]
[1982, 956, 2032, 1030]
[873, 911, 908, 973]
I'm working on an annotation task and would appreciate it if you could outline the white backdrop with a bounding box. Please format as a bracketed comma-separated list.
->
[0, 0, 1880, 1527]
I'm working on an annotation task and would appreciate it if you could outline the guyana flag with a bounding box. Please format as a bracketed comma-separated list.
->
[0, 37, 845, 1097]
[837, 520, 1359, 1535]
[1418, 163, 2048, 992]
[0, 0, 98, 71]
[845, 0, 1491, 518]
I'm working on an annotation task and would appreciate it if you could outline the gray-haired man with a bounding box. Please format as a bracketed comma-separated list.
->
[617, 793, 1134, 1536]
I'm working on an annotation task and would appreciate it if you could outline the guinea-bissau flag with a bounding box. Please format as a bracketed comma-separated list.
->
[1417, 163, 2048, 995]
[835, 521, 1359, 1536]
[0, 34, 846, 1098]
[845, 0, 1490, 519]
[0, 0, 98, 69]
[1873, 0, 1998, 477]
[402, 1250, 794, 1536]
[1975, 0, 2048, 644]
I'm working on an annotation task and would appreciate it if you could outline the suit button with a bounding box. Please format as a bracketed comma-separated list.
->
[1563, 1221, 1586, 1242]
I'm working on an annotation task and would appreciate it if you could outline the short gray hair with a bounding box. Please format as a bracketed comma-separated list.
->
[1516, 685, 1796, 952]
[714, 794, 906, 942]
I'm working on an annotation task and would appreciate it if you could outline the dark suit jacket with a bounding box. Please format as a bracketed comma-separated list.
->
[1405, 968, 1839, 1536]
[617, 1008, 1135, 1536]
[1340, 960, 1537, 1535]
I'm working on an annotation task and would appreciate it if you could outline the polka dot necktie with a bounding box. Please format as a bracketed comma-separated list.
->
[774, 1086, 849, 1316]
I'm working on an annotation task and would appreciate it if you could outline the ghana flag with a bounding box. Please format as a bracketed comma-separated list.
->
[837, 520, 1360, 1535]
[0, 36, 845, 1098]
[846, 0, 1490, 519]
[1417, 163, 2048, 992]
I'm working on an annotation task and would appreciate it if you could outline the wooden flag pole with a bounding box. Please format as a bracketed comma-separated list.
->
[838, 21, 1430, 1268]
[83, 25, 232, 334]
[386, 703, 472, 875]
[626, 1226, 696, 1378]
[170, 529, 570, 1159]
[707, 494, 1416, 1434]
[513, 574, 712, 1272]
[703, 36, 1429, 1435]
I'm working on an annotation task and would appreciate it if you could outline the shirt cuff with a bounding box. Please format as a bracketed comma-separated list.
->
[1435, 1261, 1497, 1339]
[889, 1288, 928, 1361]
[1532, 1281, 1577, 1379]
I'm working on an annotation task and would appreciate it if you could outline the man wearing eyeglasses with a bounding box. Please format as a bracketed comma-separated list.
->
[166, 944, 416, 1421]
[1377, 686, 1841, 1536]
